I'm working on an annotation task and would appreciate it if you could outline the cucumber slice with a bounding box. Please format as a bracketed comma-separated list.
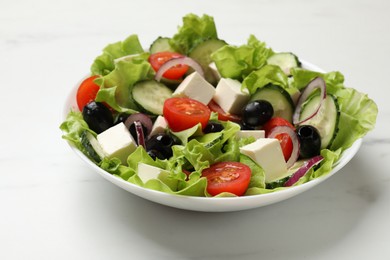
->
[188, 39, 227, 85]
[249, 84, 295, 123]
[132, 80, 173, 115]
[80, 131, 105, 163]
[149, 37, 175, 53]
[267, 52, 301, 76]
[299, 94, 339, 149]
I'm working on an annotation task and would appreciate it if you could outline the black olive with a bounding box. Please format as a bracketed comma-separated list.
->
[242, 100, 273, 127]
[147, 149, 165, 160]
[239, 122, 256, 130]
[203, 121, 224, 133]
[296, 125, 322, 158]
[82, 101, 113, 134]
[145, 133, 179, 159]
[115, 113, 129, 125]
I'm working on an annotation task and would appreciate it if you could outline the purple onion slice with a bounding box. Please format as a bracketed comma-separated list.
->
[284, 155, 324, 187]
[133, 120, 145, 148]
[293, 77, 327, 125]
[124, 113, 153, 136]
[155, 57, 204, 82]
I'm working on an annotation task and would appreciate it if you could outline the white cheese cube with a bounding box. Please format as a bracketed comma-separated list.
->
[240, 138, 287, 183]
[137, 163, 163, 183]
[236, 130, 265, 139]
[213, 78, 250, 115]
[149, 116, 167, 137]
[137, 163, 178, 190]
[97, 122, 137, 165]
[172, 71, 216, 104]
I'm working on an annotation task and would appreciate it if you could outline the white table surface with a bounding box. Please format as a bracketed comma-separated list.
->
[1, 0, 389, 259]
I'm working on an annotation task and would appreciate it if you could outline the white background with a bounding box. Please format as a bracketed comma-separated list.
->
[1, 0, 389, 259]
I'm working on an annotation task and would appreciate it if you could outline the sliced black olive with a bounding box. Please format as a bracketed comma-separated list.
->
[296, 125, 322, 158]
[203, 121, 224, 133]
[82, 101, 113, 134]
[115, 113, 129, 125]
[239, 122, 256, 130]
[147, 149, 165, 160]
[145, 133, 179, 159]
[242, 100, 273, 127]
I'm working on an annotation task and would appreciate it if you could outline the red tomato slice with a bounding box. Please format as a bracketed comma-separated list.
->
[274, 133, 293, 161]
[208, 100, 241, 123]
[201, 161, 251, 196]
[262, 117, 294, 135]
[148, 52, 189, 80]
[163, 97, 211, 132]
[76, 75, 100, 111]
[262, 117, 295, 161]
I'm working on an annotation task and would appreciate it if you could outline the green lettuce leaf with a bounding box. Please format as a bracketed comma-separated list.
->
[91, 34, 145, 76]
[100, 157, 135, 180]
[175, 177, 208, 196]
[241, 64, 290, 94]
[170, 13, 218, 54]
[60, 111, 112, 164]
[60, 111, 94, 149]
[290, 68, 345, 93]
[329, 87, 378, 150]
[94, 56, 155, 112]
[170, 123, 203, 145]
[211, 35, 274, 80]
[240, 154, 266, 189]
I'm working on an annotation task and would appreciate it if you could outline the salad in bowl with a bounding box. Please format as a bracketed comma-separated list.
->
[60, 14, 377, 204]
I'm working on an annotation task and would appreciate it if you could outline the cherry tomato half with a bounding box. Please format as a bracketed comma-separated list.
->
[262, 117, 295, 161]
[201, 161, 251, 196]
[148, 52, 189, 80]
[262, 117, 294, 134]
[274, 133, 293, 161]
[163, 97, 211, 132]
[76, 75, 100, 111]
[208, 100, 241, 123]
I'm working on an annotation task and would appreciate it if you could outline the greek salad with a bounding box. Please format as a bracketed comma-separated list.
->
[60, 14, 377, 197]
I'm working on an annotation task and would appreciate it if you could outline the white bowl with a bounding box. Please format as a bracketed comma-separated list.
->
[63, 60, 362, 212]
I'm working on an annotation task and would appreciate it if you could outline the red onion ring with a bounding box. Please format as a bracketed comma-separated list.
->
[268, 125, 300, 169]
[155, 57, 204, 82]
[293, 77, 327, 125]
[133, 121, 145, 148]
[124, 113, 153, 136]
[284, 155, 324, 187]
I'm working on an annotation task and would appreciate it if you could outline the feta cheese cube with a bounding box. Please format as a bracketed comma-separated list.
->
[240, 138, 287, 183]
[97, 123, 137, 165]
[213, 78, 250, 115]
[137, 163, 163, 183]
[149, 116, 167, 137]
[172, 71, 216, 104]
[236, 130, 265, 139]
[137, 163, 178, 190]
